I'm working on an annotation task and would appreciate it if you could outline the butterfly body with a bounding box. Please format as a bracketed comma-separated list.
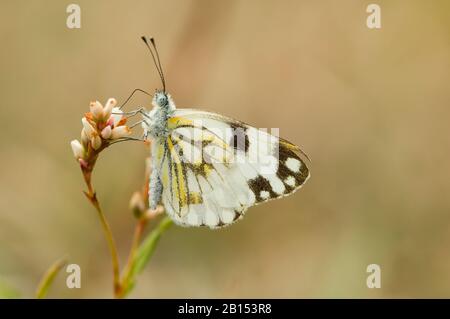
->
[141, 91, 310, 229]
[143, 91, 175, 139]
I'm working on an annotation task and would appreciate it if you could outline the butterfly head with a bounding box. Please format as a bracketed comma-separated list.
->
[152, 90, 175, 110]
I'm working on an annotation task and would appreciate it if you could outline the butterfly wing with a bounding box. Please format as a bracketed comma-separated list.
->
[157, 109, 310, 228]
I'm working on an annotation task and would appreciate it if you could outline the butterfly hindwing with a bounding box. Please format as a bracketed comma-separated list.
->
[155, 109, 310, 228]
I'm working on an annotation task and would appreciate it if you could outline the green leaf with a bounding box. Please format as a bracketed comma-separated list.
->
[35, 257, 67, 299]
[132, 217, 172, 277]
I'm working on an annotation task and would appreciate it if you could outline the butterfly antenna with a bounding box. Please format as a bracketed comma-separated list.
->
[149, 38, 166, 90]
[141, 36, 166, 92]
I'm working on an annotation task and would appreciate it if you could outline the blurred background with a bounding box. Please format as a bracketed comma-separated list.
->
[1, 0, 450, 298]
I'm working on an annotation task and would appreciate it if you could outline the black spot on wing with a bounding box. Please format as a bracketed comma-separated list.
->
[276, 140, 309, 190]
[229, 123, 249, 154]
[277, 141, 299, 163]
[247, 175, 277, 202]
[206, 209, 244, 229]
[276, 164, 296, 193]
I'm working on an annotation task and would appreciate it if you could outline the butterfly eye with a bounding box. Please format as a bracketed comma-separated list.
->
[156, 94, 168, 106]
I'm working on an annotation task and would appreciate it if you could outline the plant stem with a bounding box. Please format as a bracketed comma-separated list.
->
[35, 257, 67, 299]
[119, 218, 148, 297]
[82, 166, 121, 298]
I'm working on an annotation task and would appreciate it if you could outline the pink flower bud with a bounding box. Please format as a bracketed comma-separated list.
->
[70, 140, 84, 159]
[101, 126, 112, 139]
[79, 158, 89, 169]
[106, 117, 114, 127]
[111, 126, 131, 139]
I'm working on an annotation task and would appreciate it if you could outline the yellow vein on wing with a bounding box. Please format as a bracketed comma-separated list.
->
[166, 137, 185, 215]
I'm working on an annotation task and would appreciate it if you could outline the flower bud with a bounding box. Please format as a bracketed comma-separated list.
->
[81, 128, 89, 147]
[70, 140, 84, 159]
[79, 158, 88, 169]
[101, 126, 112, 139]
[129, 191, 146, 218]
[82, 117, 96, 137]
[111, 126, 131, 139]
[90, 101, 104, 120]
[91, 135, 102, 150]
[103, 98, 117, 119]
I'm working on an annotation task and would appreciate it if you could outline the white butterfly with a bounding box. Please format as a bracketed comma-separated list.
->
[138, 37, 310, 229]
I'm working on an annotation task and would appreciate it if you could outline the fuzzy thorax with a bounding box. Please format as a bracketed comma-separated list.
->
[142, 91, 176, 139]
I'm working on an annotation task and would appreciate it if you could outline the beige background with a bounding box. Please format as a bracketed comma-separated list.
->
[1, 0, 450, 298]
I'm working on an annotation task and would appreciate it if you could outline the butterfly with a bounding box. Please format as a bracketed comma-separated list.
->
[137, 37, 310, 229]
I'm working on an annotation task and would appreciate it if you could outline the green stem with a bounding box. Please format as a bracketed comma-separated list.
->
[132, 217, 173, 277]
[118, 218, 147, 297]
[119, 217, 173, 298]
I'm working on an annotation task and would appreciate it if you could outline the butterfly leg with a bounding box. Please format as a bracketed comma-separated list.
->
[113, 107, 146, 117]
[149, 167, 163, 210]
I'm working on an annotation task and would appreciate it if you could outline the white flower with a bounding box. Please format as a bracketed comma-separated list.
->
[111, 126, 131, 139]
[70, 140, 84, 159]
